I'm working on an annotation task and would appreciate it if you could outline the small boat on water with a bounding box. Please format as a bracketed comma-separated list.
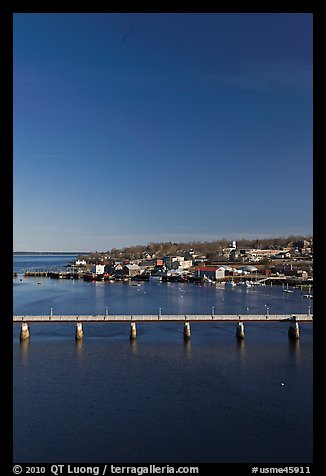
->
[225, 280, 236, 286]
[162, 275, 187, 283]
[303, 294, 313, 299]
[237, 280, 253, 287]
[203, 276, 215, 284]
[83, 273, 97, 281]
[187, 276, 204, 283]
[131, 273, 150, 282]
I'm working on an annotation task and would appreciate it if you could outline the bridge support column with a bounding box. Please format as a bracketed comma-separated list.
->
[130, 322, 137, 340]
[184, 322, 191, 340]
[20, 322, 30, 341]
[288, 318, 300, 339]
[236, 321, 245, 339]
[75, 322, 84, 340]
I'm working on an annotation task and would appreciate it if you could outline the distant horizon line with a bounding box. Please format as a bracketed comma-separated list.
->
[13, 251, 91, 255]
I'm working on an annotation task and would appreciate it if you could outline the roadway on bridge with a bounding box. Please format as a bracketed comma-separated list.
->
[13, 314, 313, 322]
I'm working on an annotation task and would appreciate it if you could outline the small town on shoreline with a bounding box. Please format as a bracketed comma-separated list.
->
[15, 236, 313, 291]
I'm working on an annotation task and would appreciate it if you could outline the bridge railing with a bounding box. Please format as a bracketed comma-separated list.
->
[13, 313, 313, 322]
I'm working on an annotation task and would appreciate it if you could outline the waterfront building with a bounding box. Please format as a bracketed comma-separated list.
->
[196, 266, 225, 280]
[91, 264, 105, 275]
[75, 259, 87, 266]
[123, 264, 142, 276]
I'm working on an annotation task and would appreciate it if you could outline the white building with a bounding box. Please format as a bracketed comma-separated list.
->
[197, 266, 226, 280]
[91, 264, 105, 275]
[164, 256, 184, 269]
[179, 260, 193, 270]
[216, 267, 226, 278]
[75, 259, 87, 266]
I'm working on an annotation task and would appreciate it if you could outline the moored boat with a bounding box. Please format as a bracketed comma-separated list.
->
[237, 280, 252, 287]
[83, 272, 97, 281]
[225, 280, 236, 286]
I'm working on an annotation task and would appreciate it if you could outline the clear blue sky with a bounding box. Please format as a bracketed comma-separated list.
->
[13, 13, 313, 252]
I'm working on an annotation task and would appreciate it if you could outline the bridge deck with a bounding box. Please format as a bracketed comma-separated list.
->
[13, 314, 313, 322]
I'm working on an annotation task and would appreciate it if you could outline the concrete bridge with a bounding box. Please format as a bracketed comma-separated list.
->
[14, 313, 312, 341]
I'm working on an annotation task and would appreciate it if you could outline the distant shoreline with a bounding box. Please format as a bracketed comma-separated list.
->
[13, 251, 89, 255]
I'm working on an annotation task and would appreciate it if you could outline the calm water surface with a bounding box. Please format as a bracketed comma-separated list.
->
[13, 255, 313, 463]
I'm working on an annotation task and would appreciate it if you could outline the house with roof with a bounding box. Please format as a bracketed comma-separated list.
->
[123, 264, 142, 276]
[196, 266, 226, 280]
[91, 264, 106, 275]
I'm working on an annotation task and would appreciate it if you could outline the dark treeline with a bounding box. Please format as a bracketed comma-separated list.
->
[88, 235, 312, 261]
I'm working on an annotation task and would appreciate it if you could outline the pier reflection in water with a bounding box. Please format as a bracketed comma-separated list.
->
[183, 338, 192, 358]
[236, 337, 246, 358]
[129, 338, 138, 355]
[75, 339, 84, 360]
[288, 337, 300, 354]
[19, 339, 30, 366]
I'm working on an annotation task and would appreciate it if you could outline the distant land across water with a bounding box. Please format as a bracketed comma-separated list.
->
[13, 251, 90, 255]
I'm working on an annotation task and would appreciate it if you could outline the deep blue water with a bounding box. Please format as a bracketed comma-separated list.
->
[13, 255, 313, 463]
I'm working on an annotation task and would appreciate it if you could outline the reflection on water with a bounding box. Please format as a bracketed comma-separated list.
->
[183, 339, 192, 357]
[288, 335, 300, 359]
[129, 338, 138, 355]
[19, 339, 30, 366]
[236, 337, 245, 356]
[75, 339, 84, 359]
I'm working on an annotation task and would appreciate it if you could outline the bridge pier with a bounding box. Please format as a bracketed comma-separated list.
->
[236, 321, 245, 339]
[130, 322, 137, 340]
[75, 322, 84, 340]
[184, 322, 191, 340]
[20, 322, 30, 341]
[288, 318, 300, 339]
